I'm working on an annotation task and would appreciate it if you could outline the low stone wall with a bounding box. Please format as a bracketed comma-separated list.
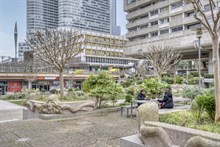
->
[145, 121, 220, 147]
[26, 100, 94, 114]
[121, 121, 220, 147]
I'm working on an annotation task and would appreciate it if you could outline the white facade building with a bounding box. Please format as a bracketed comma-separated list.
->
[18, 43, 32, 61]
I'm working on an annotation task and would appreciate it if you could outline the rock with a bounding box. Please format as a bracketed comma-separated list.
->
[137, 102, 159, 130]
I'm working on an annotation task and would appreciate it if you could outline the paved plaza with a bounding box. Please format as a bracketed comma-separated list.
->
[0, 99, 190, 147]
[0, 111, 138, 147]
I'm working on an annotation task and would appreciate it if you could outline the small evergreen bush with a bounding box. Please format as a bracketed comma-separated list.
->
[125, 94, 132, 103]
[182, 85, 199, 99]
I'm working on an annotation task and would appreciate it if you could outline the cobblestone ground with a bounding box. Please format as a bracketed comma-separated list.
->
[0, 112, 138, 147]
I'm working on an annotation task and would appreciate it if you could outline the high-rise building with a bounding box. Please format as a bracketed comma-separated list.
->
[111, 0, 121, 35]
[26, 0, 58, 36]
[26, 0, 120, 36]
[124, 0, 215, 73]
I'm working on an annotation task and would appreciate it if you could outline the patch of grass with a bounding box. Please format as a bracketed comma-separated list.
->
[160, 111, 220, 134]
[7, 100, 26, 106]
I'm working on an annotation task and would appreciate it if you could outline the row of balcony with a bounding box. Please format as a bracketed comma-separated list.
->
[125, 0, 179, 12]
[127, 14, 198, 30]
[127, 16, 199, 38]
[126, 3, 194, 20]
[125, 30, 211, 54]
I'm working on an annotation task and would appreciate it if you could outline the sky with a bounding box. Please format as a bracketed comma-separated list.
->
[0, 0, 127, 57]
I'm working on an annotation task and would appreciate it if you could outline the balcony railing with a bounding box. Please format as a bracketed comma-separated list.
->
[126, 1, 168, 20]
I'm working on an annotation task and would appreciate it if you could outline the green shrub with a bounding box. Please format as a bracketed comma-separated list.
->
[190, 71, 199, 77]
[138, 78, 170, 99]
[162, 73, 171, 77]
[162, 76, 174, 84]
[68, 88, 73, 92]
[120, 80, 132, 88]
[195, 88, 215, 120]
[182, 85, 199, 99]
[125, 94, 132, 103]
[188, 77, 199, 85]
[120, 74, 125, 78]
[175, 76, 184, 84]
[204, 74, 214, 78]
[75, 87, 80, 91]
[50, 89, 59, 94]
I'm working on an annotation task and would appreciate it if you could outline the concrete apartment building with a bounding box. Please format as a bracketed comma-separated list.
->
[79, 31, 138, 70]
[124, 0, 218, 74]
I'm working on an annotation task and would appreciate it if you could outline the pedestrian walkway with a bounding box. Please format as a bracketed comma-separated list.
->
[0, 100, 27, 122]
[0, 103, 191, 147]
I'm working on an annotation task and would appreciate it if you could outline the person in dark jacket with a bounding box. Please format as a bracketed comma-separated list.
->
[137, 90, 147, 107]
[157, 89, 174, 109]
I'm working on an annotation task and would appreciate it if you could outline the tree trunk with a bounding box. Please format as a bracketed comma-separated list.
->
[212, 36, 220, 122]
[59, 69, 64, 99]
[99, 98, 102, 108]
[157, 72, 162, 82]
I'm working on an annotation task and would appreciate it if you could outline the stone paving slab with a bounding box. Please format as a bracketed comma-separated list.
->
[0, 105, 190, 147]
[0, 112, 138, 147]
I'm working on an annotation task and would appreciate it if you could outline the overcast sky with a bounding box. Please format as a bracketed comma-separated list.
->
[0, 0, 127, 57]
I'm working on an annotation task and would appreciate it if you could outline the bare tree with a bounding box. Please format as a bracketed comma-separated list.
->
[26, 29, 84, 98]
[186, 0, 220, 122]
[140, 45, 181, 81]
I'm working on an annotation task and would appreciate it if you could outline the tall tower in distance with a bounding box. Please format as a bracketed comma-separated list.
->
[111, 0, 121, 36]
[14, 22, 18, 59]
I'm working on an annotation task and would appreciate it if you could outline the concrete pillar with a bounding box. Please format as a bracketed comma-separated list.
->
[208, 51, 214, 74]
[28, 79, 32, 90]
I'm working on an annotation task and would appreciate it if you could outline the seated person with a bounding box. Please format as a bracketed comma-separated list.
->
[157, 89, 174, 109]
[137, 90, 147, 107]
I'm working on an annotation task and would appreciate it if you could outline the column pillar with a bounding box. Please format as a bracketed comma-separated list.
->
[28, 79, 32, 90]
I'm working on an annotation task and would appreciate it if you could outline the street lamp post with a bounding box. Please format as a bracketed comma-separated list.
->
[196, 28, 202, 93]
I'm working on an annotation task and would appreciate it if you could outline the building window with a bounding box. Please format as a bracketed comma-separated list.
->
[160, 6, 169, 13]
[171, 1, 183, 10]
[186, 23, 201, 30]
[151, 31, 158, 37]
[204, 4, 215, 12]
[185, 11, 194, 17]
[127, 0, 136, 4]
[171, 26, 183, 32]
[150, 10, 158, 16]
[140, 24, 148, 29]
[150, 21, 158, 26]
[160, 18, 169, 24]
[160, 29, 169, 35]
[171, 14, 182, 21]
[140, 14, 148, 19]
